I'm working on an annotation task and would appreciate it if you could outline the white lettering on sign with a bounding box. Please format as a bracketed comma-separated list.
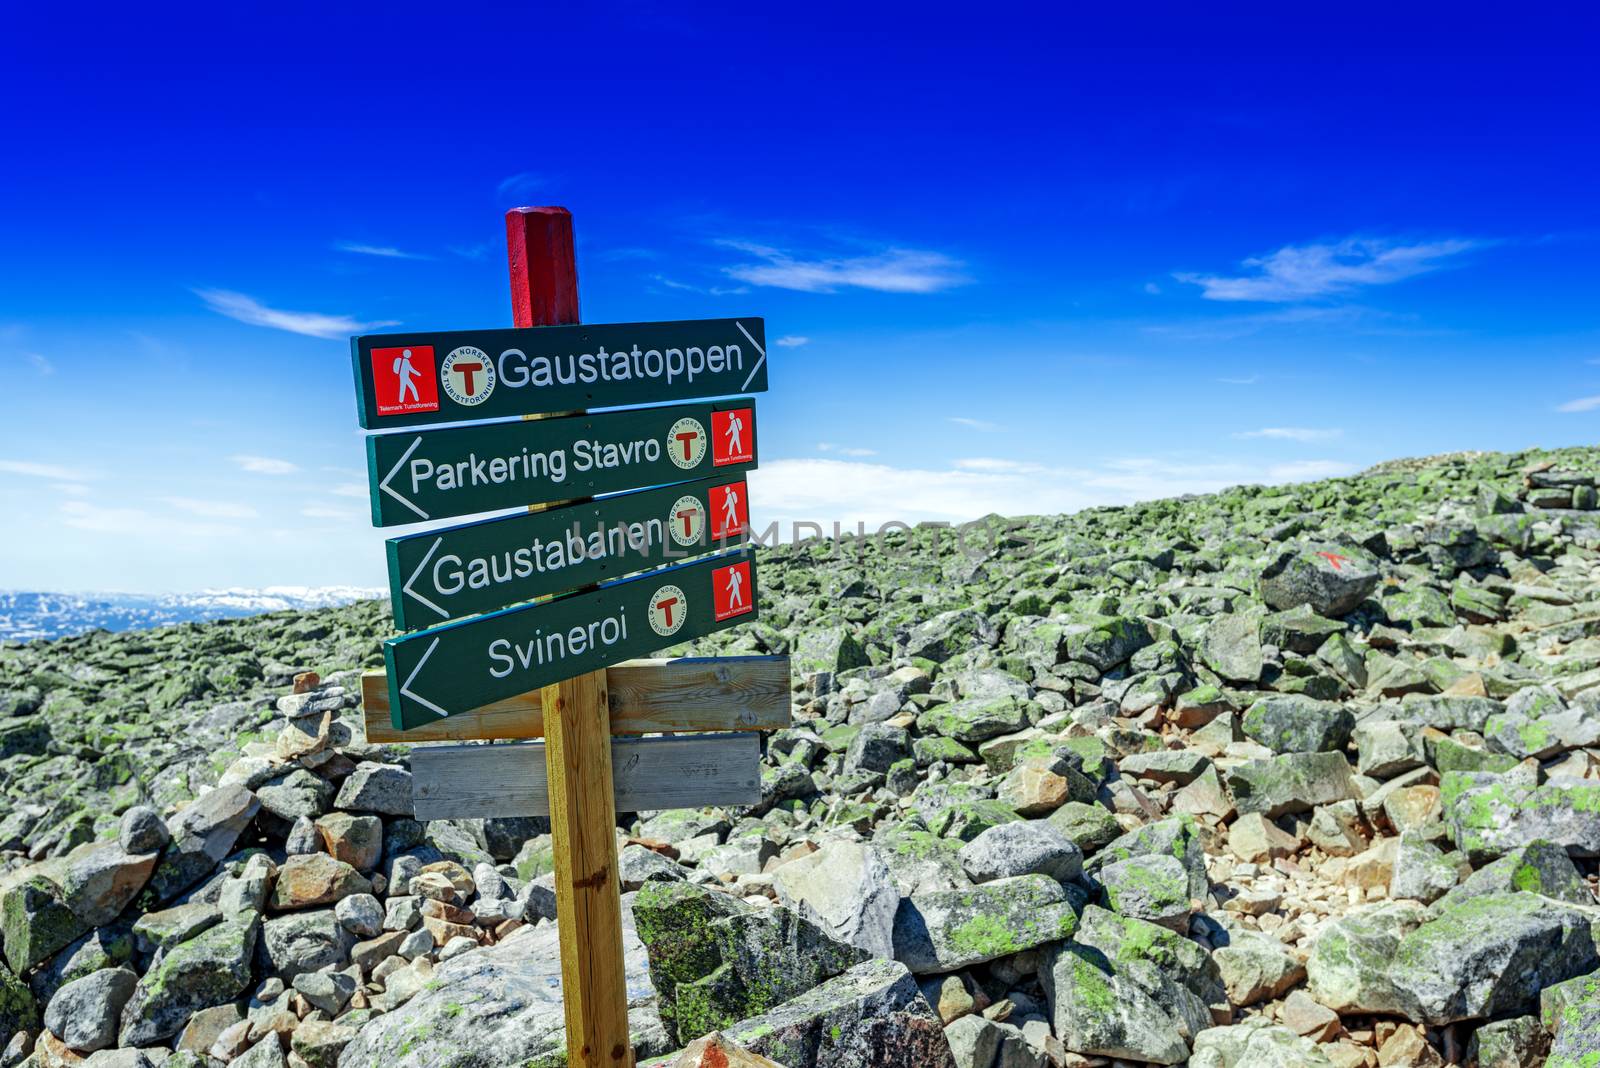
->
[486, 606, 629, 679]
[425, 519, 667, 600]
[496, 340, 745, 391]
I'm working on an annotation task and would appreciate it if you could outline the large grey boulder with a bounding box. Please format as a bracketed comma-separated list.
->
[118, 917, 258, 1046]
[338, 903, 669, 1066]
[45, 966, 136, 1052]
[1225, 751, 1358, 817]
[844, 723, 912, 775]
[772, 840, 899, 958]
[1258, 542, 1379, 617]
[145, 785, 260, 903]
[259, 910, 355, 981]
[1240, 695, 1354, 754]
[1443, 775, 1600, 861]
[724, 958, 956, 1068]
[891, 874, 1079, 974]
[1188, 1017, 1335, 1068]
[957, 821, 1082, 883]
[333, 764, 414, 816]
[631, 880, 867, 1046]
[1308, 892, 1598, 1024]
[1199, 614, 1264, 684]
[1041, 942, 1191, 1065]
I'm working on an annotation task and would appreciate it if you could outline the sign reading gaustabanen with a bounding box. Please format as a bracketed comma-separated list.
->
[385, 475, 751, 630]
[351, 317, 767, 428]
[365, 398, 757, 526]
[384, 550, 760, 730]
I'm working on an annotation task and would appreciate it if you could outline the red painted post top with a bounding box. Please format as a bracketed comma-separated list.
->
[506, 207, 580, 329]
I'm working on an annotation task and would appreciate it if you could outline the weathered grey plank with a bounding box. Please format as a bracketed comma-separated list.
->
[361, 655, 791, 743]
[410, 733, 762, 820]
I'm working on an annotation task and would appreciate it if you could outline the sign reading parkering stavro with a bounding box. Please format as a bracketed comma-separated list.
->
[365, 399, 757, 526]
[351, 317, 767, 429]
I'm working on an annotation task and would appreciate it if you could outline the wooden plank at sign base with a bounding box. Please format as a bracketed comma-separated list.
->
[386, 474, 752, 630]
[350, 316, 768, 429]
[365, 397, 758, 527]
[384, 549, 759, 731]
[359, 655, 791, 743]
[409, 732, 762, 820]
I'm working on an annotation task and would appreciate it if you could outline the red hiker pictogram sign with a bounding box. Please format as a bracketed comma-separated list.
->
[371, 345, 440, 416]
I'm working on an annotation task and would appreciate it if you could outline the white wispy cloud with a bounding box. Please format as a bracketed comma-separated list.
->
[948, 417, 1001, 432]
[1218, 374, 1261, 385]
[818, 443, 878, 458]
[775, 336, 810, 348]
[329, 483, 368, 498]
[195, 289, 399, 339]
[1233, 427, 1344, 442]
[230, 454, 299, 475]
[25, 353, 53, 376]
[750, 453, 1359, 532]
[301, 505, 364, 521]
[1557, 395, 1600, 413]
[0, 459, 94, 481]
[160, 497, 260, 520]
[1174, 237, 1479, 302]
[721, 241, 969, 294]
[649, 275, 749, 297]
[336, 242, 430, 260]
[60, 501, 242, 539]
[497, 172, 544, 199]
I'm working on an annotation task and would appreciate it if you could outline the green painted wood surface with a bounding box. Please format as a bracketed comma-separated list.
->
[383, 549, 760, 730]
[351, 317, 767, 428]
[365, 398, 757, 526]
[385, 474, 751, 629]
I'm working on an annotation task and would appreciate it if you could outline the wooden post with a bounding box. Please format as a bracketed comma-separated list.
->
[507, 206, 634, 1067]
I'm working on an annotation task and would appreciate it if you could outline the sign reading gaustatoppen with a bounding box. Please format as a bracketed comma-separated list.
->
[386, 475, 751, 630]
[351, 318, 767, 429]
[366, 398, 757, 526]
[384, 550, 759, 730]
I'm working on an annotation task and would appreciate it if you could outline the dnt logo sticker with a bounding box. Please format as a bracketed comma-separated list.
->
[667, 418, 708, 469]
[669, 495, 707, 547]
[647, 584, 688, 636]
[440, 346, 496, 406]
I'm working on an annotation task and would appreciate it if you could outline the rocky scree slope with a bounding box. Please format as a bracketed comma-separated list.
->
[6, 446, 1600, 1066]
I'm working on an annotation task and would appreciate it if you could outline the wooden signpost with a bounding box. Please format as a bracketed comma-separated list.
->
[350, 207, 786, 1067]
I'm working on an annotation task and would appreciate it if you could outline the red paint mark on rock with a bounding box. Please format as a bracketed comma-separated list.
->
[1317, 551, 1351, 571]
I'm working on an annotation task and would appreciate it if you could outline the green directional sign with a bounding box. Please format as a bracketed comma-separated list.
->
[351, 317, 768, 429]
[386, 474, 752, 630]
[366, 398, 757, 526]
[384, 550, 760, 730]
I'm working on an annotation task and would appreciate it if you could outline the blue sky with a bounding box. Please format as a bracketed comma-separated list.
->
[1, 6, 1597, 592]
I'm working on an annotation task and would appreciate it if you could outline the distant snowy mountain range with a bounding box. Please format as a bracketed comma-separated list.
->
[0, 587, 384, 642]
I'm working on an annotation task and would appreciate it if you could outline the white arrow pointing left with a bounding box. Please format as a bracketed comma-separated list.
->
[398, 636, 451, 718]
[401, 537, 450, 621]
[379, 436, 431, 521]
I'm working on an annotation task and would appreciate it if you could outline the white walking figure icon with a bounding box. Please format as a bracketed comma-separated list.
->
[725, 411, 745, 454]
[394, 348, 421, 404]
[721, 487, 741, 530]
[725, 566, 745, 608]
